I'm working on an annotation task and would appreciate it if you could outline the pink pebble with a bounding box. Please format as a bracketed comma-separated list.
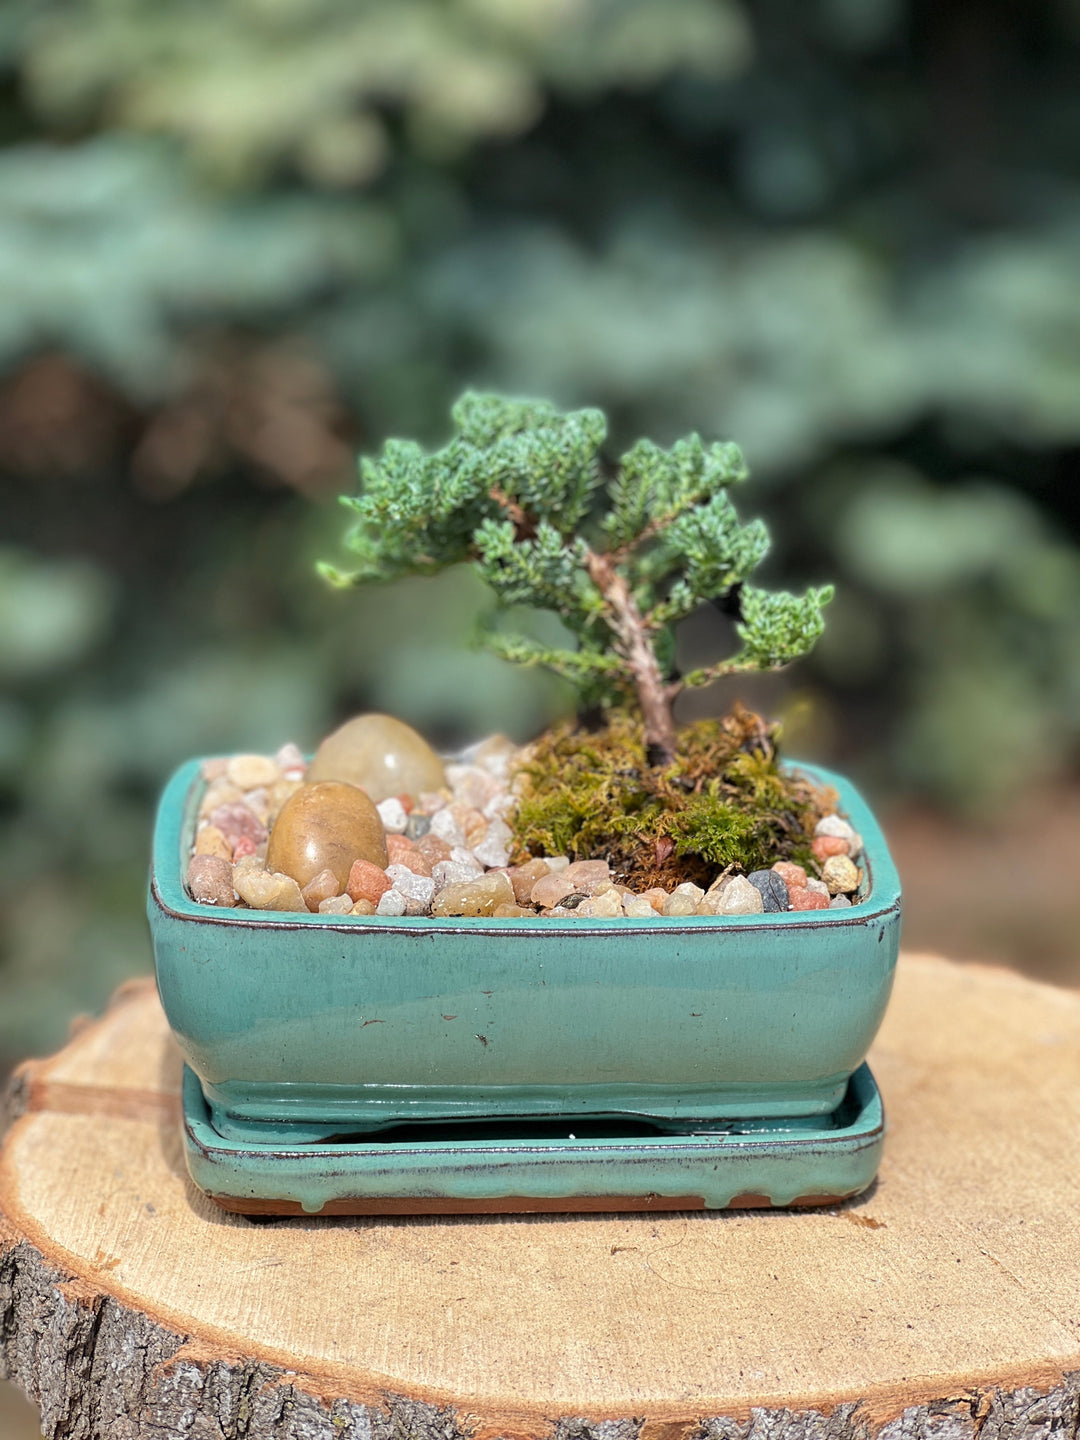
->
[232, 834, 257, 859]
[789, 887, 829, 911]
[209, 802, 267, 845]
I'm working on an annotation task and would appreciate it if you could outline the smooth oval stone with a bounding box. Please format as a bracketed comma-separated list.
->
[265, 781, 388, 890]
[306, 713, 446, 802]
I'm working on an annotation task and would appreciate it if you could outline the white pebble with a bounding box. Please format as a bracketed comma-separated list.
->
[386, 866, 436, 915]
[544, 856, 570, 873]
[226, 753, 281, 791]
[672, 881, 705, 903]
[717, 876, 765, 915]
[623, 894, 658, 918]
[273, 741, 307, 777]
[449, 846, 483, 873]
[472, 819, 513, 869]
[829, 894, 852, 909]
[318, 895, 355, 915]
[806, 877, 830, 897]
[432, 860, 484, 892]
[376, 889, 407, 917]
[430, 808, 466, 848]
[815, 814, 856, 842]
[377, 797, 409, 834]
[483, 792, 517, 821]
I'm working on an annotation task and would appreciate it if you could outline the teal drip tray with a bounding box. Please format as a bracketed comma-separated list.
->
[182, 1063, 885, 1216]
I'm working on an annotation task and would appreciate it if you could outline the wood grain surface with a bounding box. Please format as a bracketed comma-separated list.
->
[2, 955, 1080, 1440]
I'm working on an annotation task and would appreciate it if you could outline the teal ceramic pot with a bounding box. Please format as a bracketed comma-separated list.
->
[149, 759, 901, 1142]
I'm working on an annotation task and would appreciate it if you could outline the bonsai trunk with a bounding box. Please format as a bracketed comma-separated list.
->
[586, 551, 679, 767]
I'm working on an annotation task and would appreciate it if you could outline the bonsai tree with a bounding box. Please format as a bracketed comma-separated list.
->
[321, 392, 831, 769]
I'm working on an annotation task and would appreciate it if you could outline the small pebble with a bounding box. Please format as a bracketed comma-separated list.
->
[717, 876, 765, 916]
[472, 819, 513, 869]
[789, 887, 829, 911]
[301, 868, 341, 912]
[242, 787, 271, 826]
[771, 861, 807, 890]
[508, 858, 551, 904]
[484, 792, 517, 821]
[563, 859, 612, 895]
[815, 814, 856, 842]
[377, 797, 409, 834]
[187, 855, 236, 907]
[430, 808, 467, 848]
[376, 889, 407, 917]
[468, 733, 517, 780]
[492, 902, 534, 917]
[201, 758, 229, 781]
[405, 813, 431, 841]
[386, 865, 437, 915]
[672, 881, 705, 904]
[623, 894, 658, 918]
[346, 859, 392, 905]
[416, 832, 453, 866]
[806, 877, 830, 897]
[829, 894, 853, 909]
[432, 860, 485, 892]
[393, 848, 432, 878]
[544, 856, 570, 874]
[431, 872, 515, 917]
[663, 893, 699, 917]
[318, 895, 355, 915]
[199, 779, 243, 818]
[417, 789, 451, 813]
[194, 825, 232, 862]
[641, 887, 669, 913]
[812, 835, 849, 862]
[234, 869, 306, 913]
[748, 870, 789, 913]
[446, 764, 502, 812]
[274, 742, 307, 777]
[530, 872, 575, 909]
[226, 754, 281, 791]
[351, 899, 377, 915]
[822, 855, 860, 895]
[210, 802, 267, 846]
[577, 889, 625, 919]
[385, 833, 419, 867]
[232, 834, 258, 860]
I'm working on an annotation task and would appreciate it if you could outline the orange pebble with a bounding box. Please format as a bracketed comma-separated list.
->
[347, 859, 392, 904]
[789, 887, 829, 911]
[385, 834, 418, 866]
[393, 849, 432, 878]
[812, 835, 849, 861]
[771, 861, 808, 890]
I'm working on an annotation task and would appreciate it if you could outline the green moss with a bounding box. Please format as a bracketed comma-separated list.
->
[511, 706, 832, 887]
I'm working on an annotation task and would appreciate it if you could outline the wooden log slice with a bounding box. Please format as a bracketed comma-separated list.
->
[3, 955, 1080, 1440]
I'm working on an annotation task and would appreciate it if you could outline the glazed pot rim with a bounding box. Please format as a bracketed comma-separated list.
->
[150, 757, 902, 935]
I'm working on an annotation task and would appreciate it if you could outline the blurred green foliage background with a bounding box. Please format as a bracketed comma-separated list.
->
[2, 0, 1080, 1076]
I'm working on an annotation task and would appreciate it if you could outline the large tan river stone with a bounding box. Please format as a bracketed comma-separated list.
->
[306, 713, 446, 801]
[265, 780, 388, 890]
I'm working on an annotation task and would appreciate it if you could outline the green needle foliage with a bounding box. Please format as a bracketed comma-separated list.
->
[321, 391, 832, 762]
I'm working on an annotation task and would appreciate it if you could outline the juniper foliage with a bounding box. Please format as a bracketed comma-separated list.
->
[322, 392, 832, 757]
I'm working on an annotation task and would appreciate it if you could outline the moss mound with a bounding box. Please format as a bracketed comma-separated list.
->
[511, 705, 835, 889]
